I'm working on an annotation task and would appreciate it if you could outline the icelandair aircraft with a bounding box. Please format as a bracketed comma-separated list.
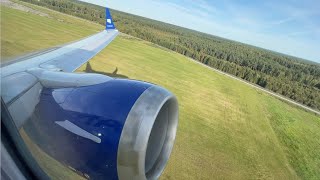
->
[1, 7, 178, 180]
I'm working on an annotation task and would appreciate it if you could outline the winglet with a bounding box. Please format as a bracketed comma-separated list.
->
[106, 7, 116, 30]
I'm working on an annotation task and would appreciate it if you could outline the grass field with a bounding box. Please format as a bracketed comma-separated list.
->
[1, 0, 102, 59]
[2, 2, 320, 180]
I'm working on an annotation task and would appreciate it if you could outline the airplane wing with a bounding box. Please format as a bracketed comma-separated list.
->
[2, 12, 118, 77]
[1, 6, 178, 180]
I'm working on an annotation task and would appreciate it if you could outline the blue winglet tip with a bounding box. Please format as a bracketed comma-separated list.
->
[106, 7, 116, 30]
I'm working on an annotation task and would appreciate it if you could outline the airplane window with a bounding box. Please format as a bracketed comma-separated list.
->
[2, 0, 320, 179]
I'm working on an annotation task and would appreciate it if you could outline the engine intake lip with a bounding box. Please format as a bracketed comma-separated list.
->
[117, 85, 178, 180]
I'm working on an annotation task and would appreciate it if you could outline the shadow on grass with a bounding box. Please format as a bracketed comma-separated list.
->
[85, 62, 128, 79]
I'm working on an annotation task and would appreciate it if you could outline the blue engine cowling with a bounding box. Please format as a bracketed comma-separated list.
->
[23, 75, 178, 180]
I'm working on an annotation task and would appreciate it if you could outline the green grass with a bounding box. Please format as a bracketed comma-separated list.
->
[1, 2, 103, 59]
[2, 3, 320, 180]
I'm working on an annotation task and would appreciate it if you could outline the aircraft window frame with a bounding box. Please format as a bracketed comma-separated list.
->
[1, 98, 49, 180]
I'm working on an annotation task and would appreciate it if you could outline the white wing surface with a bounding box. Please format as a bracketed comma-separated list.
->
[1, 30, 119, 77]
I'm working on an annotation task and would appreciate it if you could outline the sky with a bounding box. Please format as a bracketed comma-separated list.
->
[80, 0, 320, 63]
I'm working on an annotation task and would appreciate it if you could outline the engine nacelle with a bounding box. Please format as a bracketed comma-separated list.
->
[23, 70, 178, 180]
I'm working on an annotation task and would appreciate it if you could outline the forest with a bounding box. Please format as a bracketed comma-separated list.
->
[19, 0, 320, 111]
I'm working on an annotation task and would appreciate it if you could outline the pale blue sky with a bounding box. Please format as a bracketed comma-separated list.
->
[81, 0, 320, 63]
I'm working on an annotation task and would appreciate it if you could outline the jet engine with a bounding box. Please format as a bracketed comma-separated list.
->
[10, 69, 179, 180]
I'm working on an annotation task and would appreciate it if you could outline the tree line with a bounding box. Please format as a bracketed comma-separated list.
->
[19, 0, 320, 111]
